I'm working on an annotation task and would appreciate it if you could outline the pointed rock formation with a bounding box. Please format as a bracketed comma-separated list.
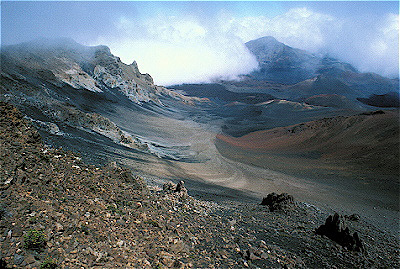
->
[316, 213, 364, 252]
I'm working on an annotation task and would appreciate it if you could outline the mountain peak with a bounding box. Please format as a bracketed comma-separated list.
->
[245, 36, 283, 51]
[244, 35, 363, 84]
[92, 44, 112, 55]
[246, 36, 280, 45]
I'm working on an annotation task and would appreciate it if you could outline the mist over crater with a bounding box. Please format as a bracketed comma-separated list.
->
[2, 1, 398, 85]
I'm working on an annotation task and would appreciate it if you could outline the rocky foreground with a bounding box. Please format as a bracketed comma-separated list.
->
[0, 101, 399, 268]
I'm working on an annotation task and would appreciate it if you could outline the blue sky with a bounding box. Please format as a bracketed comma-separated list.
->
[1, 1, 399, 84]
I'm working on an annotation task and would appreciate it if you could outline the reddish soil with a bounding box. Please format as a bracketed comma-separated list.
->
[217, 110, 399, 178]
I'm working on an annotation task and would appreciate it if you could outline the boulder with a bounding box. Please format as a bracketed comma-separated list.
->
[162, 181, 176, 194]
[242, 247, 261, 261]
[175, 180, 185, 192]
[162, 180, 188, 199]
[260, 193, 294, 211]
[175, 180, 188, 198]
[316, 213, 364, 252]
[0, 258, 8, 269]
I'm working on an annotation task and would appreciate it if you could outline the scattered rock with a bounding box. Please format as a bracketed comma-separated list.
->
[173, 259, 184, 268]
[55, 223, 64, 232]
[159, 251, 174, 267]
[116, 240, 124, 248]
[0, 103, 397, 268]
[260, 193, 294, 211]
[316, 213, 364, 252]
[25, 254, 36, 265]
[12, 227, 23, 237]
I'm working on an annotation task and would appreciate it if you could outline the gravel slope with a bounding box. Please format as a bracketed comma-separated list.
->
[1, 103, 399, 268]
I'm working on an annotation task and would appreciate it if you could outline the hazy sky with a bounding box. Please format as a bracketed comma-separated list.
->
[2, 1, 399, 85]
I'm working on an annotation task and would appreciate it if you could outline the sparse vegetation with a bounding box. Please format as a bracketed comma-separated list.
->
[28, 216, 38, 224]
[40, 258, 57, 269]
[23, 230, 46, 250]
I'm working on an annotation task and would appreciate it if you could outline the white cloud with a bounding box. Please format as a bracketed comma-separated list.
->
[365, 13, 399, 76]
[96, 8, 399, 86]
[223, 9, 398, 77]
[222, 8, 338, 54]
[98, 15, 258, 85]
[145, 16, 207, 43]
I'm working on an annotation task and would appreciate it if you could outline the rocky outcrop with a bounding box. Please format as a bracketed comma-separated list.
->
[0, 38, 202, 106]
[58, 62, 103, 93]
[162, 180, 188, 199]
[260, 193, 294, 212]
[29, 102, 148, 151]
[316, 213, 364, 252]
[91, 48, 161, 104]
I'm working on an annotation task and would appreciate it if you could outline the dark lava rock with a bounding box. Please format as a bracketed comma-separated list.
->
[360, 110, 385, 116]
[175, 181, 183, 192]
[175, 180, 186, 193]
[260, 193, 294, 211]
[0, 258, 8, 269]
[162, 180, 188, 198]
[242, 248, 260, 261]
[162, 181, 176, 194]
[175, 180, 188, 199]
[316, 213, 364, 252]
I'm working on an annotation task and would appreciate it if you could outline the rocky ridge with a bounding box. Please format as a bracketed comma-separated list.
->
[0, 38, 205, 106]
[0, 39, 210, 160]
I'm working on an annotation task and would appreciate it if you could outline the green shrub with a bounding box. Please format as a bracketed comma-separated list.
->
[28, 216, 38, 224]
[24, 229, 46, 250]
[40, 258, 57, 269]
